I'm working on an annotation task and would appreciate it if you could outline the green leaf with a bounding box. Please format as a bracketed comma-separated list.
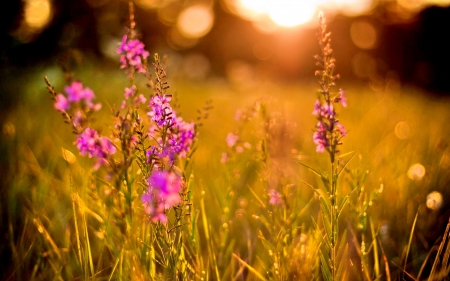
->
[322, 210, 332, 242]
[299, 161, 330, 191]
[320, 196, 331, 222]
[337, 196, 349, 219]
[311, 217, 331, 250]
[258, 230, 276, 253]
[320, 250, 332, 281]
[336, 151, 356, 177]
[336, 244, 348, 281]
[336, 229, 348, 261]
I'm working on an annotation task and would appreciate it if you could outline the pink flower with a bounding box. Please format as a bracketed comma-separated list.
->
[142, 170, 183, 223]
[54, 94, 68, 111]
[117, 35, 150, 74]
[226, 133, 239, 147]
[268, 189, 283, 206]
[221, 152, 228, 163]
[339, 88, 347, 108]
[76, 128, 116, 170]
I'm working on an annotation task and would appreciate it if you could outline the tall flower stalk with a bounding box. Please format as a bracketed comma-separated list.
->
[308, 12, 350, 281]
[45, 2, 199, 279]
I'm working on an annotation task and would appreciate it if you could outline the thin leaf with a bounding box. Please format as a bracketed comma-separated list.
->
[336, 229, 347, 261]
[322, 208, 333, 241]
[402, 211, 419, 280]
[337, 196, 349, 219]
[108, 249, 122, 281]
[336, 151, 356, 177]
[320, 196, 331, 221]
[336, 244, 348, 281]
[320, 250, 332, 281]
[232, 253, 268, 281]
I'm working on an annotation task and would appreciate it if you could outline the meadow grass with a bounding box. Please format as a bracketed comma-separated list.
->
[2, 11, 450, 281]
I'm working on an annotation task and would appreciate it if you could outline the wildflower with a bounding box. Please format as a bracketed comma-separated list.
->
[148, 94, 174, 127]
[142, 170, 182, 222]
[312, 13, 346, 162]
[57, 81, 101, 112]
[76, 128, 116, 170]
[221, 152, 228, 163]
[116, 35, 149, 74]
[226, 133, 239, 147]
[124, 87, 134, 99]
[268, 189, 283, 206]
[54, 94, 68, 111]
[338, 88, 347, 108]
[171, 118, 195, 158]
[134, 94, 147, 106]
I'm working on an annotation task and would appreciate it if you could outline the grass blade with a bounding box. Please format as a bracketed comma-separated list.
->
[232, 253, 267, 281]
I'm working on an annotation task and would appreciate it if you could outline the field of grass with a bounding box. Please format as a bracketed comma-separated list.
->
[2, 18, 450, 280]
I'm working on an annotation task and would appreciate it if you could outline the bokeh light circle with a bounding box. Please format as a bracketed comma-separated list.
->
[177, 5, 214, 39]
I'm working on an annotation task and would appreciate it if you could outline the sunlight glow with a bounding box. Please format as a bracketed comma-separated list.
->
[234, 0, 378, 28]
[267, 0, 317, 27]
[13, 0, 53, 43]
[177, 5, 214, 39]
[237, 0, 320, 27]
[25, 0, 52, 29]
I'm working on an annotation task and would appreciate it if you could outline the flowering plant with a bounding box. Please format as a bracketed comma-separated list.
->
[44, 3, 201, 279]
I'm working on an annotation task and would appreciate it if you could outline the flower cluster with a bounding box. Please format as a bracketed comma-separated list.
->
[312, 13, 347, 162]
[121, 86, 147, 109]
[147, 113, 196, 164]
[147, 94, 175, 127]
[54, 81, 101, 112]
[312, 93, 346, 153]
[116, 35, 149, 74]
[142, 170, 182, 223]
[76, 128, 116, 170]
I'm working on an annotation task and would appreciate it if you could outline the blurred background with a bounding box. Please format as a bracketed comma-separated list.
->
[2, 0, 450, 109]
[1, 1, 450, 279]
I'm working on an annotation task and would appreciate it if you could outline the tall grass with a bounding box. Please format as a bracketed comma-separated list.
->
[2, 5, 450, 281]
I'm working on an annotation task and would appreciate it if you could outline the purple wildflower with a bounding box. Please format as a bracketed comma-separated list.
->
[58, 81, 101, 112]
[148, 94, 174, 127]
[268, 189, 283, 206]
[142, 170, 182, 223]
[313, 122, 328, 153]
[54, 94, 69, 111]
[124, 87, 134, 99]
[171, 117, 195, 158]
[76, 128, 116, 170]
[116, 35, 149, 74]
[134, 94, 147, 106]
[338, 88, 347, 108]
[313, 13, 347, 162]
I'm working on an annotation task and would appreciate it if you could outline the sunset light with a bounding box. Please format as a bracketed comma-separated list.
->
[267, 0, 317, 27]
[232, 0, 377, 28]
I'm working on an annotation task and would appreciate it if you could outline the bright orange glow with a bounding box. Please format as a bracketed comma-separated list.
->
[135, 0, 168, 10]
[237, 0, 320, 27]
[13, 0, 53, 43]
[267, 0, 318, 27]
[24, 0, 52, 29]
[176, 5, 214, 39]
[240, 0, 269, 15]
[333, 0, 374, 16]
